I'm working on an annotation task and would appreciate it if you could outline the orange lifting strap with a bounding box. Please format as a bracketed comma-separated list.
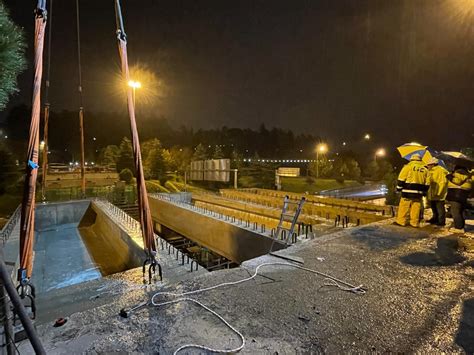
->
[114, 0, 161, 283]
[18, 0, 47, 283]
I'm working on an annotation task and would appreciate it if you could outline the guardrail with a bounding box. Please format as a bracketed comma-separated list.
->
[0, 205, 21, 245]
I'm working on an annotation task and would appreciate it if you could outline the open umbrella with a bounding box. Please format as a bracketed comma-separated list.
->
[397, 143, 433, 164]
[437, 151, 474, 169]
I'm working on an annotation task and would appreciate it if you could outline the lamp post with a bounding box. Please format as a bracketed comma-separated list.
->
[375, 148, 386, 162]
[316, 143, 328, 179]
[128, 80, 141, 106]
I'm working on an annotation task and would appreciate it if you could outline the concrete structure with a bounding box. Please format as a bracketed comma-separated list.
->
[17, 220, 474, 354]
[148, 194, 286, 263]
[234, 188, 394, 215]
[1, 199, 206, 325]
[27, 201, 145, 294]
[217, 189, 391, 225]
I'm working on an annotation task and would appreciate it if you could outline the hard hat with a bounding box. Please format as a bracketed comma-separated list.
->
[427, 157, 439, 165]
[410, 153, 422, 161]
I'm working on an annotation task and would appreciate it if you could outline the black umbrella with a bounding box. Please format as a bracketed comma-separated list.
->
[436, 151, 474, 170]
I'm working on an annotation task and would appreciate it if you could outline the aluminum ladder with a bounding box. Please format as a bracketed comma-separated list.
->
[269, 195, 305, 253]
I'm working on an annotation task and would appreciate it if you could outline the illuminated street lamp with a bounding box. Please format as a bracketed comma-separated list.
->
[375, 148, 386, 161]
[316, 143, 328, 179]
[364, 133, 371, 140]
[128, 80, 141, 106]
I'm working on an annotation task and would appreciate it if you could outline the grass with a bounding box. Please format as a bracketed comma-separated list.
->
[281, 177, 361, 194]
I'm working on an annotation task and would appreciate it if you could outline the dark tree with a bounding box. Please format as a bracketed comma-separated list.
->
[0, 143, 19, 195]
[0, 2, 26, 109]
[193, 143, 208, 161]
[116, 138, 134, 174]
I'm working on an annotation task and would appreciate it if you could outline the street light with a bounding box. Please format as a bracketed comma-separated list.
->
[316, 143, 328, 179]
[375, 148, 386, 161]
[364, 133, 371, 140]
[128, 80, 141, 106]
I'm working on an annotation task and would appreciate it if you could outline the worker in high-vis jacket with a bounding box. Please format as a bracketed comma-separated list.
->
[426, 157, 449, 226]
[395, 154, 430, 227]
[446, 165, 472, 233]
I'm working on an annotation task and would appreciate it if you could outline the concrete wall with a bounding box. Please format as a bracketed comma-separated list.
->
[34, 200, 144, 277]
[78, 202, 145, 275]
[148, 197, 286, 263]
[35, 200, 91, 231]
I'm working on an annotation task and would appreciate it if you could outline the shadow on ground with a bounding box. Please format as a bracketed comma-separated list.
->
[455, 298, 474, 353]
[350, 225, 420, 250]
[400, 236, 466, 266]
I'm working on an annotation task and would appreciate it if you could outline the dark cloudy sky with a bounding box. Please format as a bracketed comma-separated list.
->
[3, 0, 474, 149]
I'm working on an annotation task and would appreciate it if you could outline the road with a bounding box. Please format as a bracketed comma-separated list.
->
[318, 183, 388, 200]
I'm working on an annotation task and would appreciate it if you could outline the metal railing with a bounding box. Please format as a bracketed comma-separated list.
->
[0, 206, 21, 245]
[0, 251, 45, 354]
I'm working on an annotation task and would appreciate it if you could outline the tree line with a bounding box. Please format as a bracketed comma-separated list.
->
[3, 105, 322, 162]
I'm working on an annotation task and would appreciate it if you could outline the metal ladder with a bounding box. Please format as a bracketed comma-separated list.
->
[270, 195, 305, 252]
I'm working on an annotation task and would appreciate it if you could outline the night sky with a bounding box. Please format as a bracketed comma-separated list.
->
[3, 0, 474, 149]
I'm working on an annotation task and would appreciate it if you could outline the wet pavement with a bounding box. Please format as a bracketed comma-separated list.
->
[19, 220, 474, 354]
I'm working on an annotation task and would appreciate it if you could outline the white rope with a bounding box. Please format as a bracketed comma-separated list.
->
[151, 261, 366, 354]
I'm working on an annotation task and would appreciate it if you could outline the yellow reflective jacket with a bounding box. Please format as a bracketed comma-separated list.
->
[396, 160, 430, 198]
[427, 165, 448, 201]
[447, 168, 472, 203]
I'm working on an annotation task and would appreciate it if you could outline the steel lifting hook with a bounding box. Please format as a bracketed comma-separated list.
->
[16, 280, 36, 320]
[142, 255, 162, 284]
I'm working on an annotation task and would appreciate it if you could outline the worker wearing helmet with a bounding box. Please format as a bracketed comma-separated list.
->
[426, 157, 449, 226]
[395, 154, 430, 227]
[446, 165, 473, 233]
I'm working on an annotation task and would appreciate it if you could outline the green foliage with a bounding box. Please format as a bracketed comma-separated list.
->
[365, 161, 379, 180]
[145, 180, 170, 193]
[308, 156, 333, 178]
[193, 143, 208, 161]
[383, 171, 399, 206]
[116, 138, 134, 174]
[99, 145, 120, 167]
[142, 138, 170, 182]
[0, 143, 19, 195]
[168, 146, 193, 172]
[212, 145, 224, 159]
[239, 158, 276, 189]
[333, 156, 361, 181]
[365, 159, 394, 181]
[0, 3, 26, 110]
[164, 181, 180, 192]
[119, 168, 133, 184]
[231, 150, 244, 169]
